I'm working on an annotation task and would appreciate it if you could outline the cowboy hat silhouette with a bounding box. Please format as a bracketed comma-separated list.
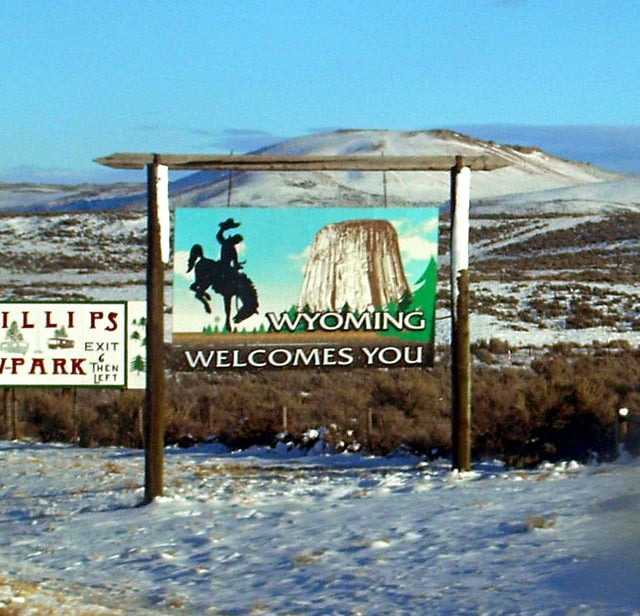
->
[219, 218, 241, 230]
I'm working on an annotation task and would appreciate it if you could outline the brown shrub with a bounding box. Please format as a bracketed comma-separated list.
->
[5, 347, 639, 466]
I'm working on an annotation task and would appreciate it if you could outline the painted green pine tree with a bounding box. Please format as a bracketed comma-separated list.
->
[130, 355, 146, 373]
[408, 256, 438, 341]
[130, 318, 147, 346]
[382, 257, 438, 342]
[6, 321, 24, 342]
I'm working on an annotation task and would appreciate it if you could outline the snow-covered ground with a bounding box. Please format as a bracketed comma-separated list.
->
[1, 440, 639, 614]
[435, 308, 640, 350]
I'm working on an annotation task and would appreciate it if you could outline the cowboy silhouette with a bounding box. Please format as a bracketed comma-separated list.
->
[216, 217, 244, 276]
[186, 216, 259, 329]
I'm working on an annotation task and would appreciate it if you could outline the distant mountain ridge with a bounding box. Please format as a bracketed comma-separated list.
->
[0, 129, 629, 213]
[0, 131, 637, 351]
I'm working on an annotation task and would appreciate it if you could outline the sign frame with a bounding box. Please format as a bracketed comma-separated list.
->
[96, 151, 503, 499]
[171, 206, 439, 372]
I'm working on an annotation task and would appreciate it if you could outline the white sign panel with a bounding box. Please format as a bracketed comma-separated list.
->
[126, 300, 147, 389]
[0, 302, 128, 387]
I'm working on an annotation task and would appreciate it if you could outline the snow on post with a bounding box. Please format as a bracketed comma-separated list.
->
[450, 164, 470, 307]
[155, 163, 170, 264]
[450, 156, 471, 472]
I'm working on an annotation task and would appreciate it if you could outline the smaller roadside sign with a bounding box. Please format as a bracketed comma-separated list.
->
[0, 302, 128, 387]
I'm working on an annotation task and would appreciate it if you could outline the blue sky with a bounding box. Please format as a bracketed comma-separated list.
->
[2, 0, 639, 183]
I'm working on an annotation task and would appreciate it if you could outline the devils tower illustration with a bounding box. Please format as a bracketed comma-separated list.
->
[298, 219, 410, 312]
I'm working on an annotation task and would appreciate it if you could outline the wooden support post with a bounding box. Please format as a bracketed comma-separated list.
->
[208, 402, 215, 434]
[450, 155, 472, 471]
[70, 388, 79, 443]
[10, 388, 18, 440]
[227, 149, 233, 207]
[2, 389, 7, 436]
[138, 405, 145, 448]
[92, 149, 507, 479]
[143, 155, 167, 504]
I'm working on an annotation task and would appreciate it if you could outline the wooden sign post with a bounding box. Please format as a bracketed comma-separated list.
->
[96, 151, 507, 499]
[450, 156, 472, 471]
[143, 156, 167, 504]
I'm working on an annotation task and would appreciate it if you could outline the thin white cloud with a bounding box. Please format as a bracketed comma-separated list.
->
[399, 234, 438, 265]
[0, 164, 143, 185]
[174, 250, 191, 282]
[389, 217, 439, 267]
[288, 245, 311, 274]
[208, 129, 285, 154]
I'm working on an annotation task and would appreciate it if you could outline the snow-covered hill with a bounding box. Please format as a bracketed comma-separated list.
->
[0, 181, 145, 213]
[0, 129, 627, 212]
[0, 129, 637, 351]
[475, 174, 640, 215]
[168, 129, 625, 208]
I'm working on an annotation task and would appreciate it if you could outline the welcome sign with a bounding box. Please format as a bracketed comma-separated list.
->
[171, 207, 439, 371]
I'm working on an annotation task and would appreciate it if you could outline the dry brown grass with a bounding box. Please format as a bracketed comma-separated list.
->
[6, 345, 640, 466]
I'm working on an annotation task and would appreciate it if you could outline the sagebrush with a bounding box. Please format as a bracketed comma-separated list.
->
[3, 346, 639, 466]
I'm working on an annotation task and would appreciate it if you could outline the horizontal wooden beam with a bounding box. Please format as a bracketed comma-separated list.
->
[94, 153, 510, 172]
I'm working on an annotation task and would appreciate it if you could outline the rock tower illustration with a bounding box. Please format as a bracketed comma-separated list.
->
[298, 219, 410, 312]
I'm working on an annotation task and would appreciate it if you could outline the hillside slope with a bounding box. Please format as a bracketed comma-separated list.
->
[1, 129, 637, 352]
[169, 129, 622, 208]
[475, 175, 640, 215]
[0, 129, 624, 212]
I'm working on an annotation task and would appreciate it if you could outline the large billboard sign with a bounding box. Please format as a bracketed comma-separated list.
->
[0, 302, 128, 387]
[171, 207, 439, 371]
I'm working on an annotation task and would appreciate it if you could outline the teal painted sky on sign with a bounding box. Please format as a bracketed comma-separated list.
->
[173, 207, 439, 333]
[2, 1, 639, 182]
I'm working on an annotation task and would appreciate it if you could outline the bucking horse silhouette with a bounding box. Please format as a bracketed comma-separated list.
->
[187, 243, 259, 331]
